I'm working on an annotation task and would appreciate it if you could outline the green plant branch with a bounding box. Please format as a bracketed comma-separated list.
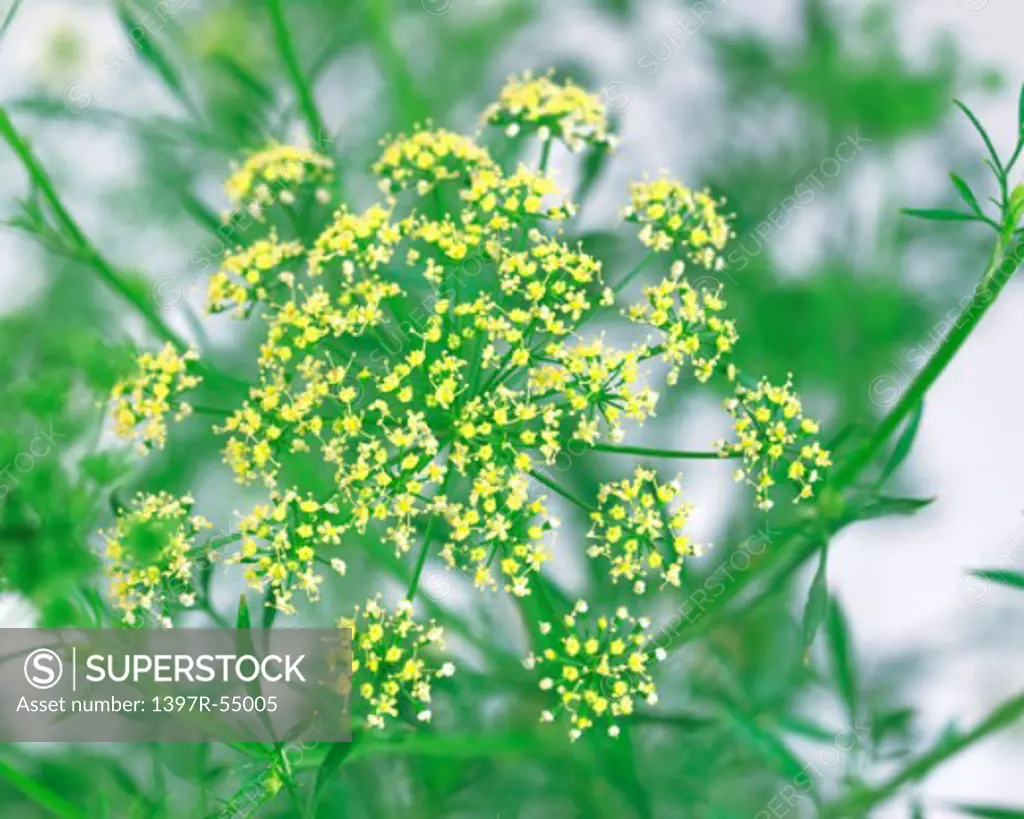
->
[529, 470, 593, 512]
[835, 232, 1021, 486]
[405, 456, 454, 600]
[0, 757, 85, 819]
[266, 0, 329, 149]
[823, 689, 1024, 817]
[588, 442, 732, 460]
[658, 231, 1023, 654]
[0, 107, 186, 349]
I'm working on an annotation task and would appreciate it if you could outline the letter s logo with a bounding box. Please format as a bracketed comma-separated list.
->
[24, 648, 63, 690]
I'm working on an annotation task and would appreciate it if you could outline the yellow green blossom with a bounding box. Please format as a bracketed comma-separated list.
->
[716, 376, 832, 510]
[587, 467, 704, 594]
[481, 71, 614, 152]
[623, 176, 732, 270]
[103, 492, 212, 626]
[341, 596, 454, 729]
[525, 600, 663, 741]
[110, 344, 202, 451]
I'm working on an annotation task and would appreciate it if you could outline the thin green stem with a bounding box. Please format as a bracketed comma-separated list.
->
[835, 233, 1020, 486]
[538, 137, 553, 174]
[0, 107, 185, 349]
[589, 442, 732, 460]
[612, 251, 656, 295]
[267, 0, 329, 148]
[658, 233, 1023, 655]
[0, 756, 85, 819]
[823, 690, 1024, 817]
[365, 0, 430, 127]
[405, 457, 454, 600]
[528, 470, 592, 512]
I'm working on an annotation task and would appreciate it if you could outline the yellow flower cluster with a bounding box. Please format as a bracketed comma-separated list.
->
[482, 71, 614, 152]
[623, 177, 732, 270]
[341, 596, 454, 729]
[586, 467, 702, 594]
[103, 492, 211, 626]
[207, 232, 305, 316]
[111, 344, 202, 451]
[525, 600, 663, 741]
[308, 203, 405, 277]
[717, 376, 833, 510]
[225, 143, 334, 215]
[100, 72, 832, 737]
[226, 490, 349, 615]
[374, 127, 497, 195]
[626, 262, 739, 384]
[461, 166, 576, 229]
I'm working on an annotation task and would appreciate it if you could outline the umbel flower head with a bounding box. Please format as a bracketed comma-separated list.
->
[717, 375, 833, 510]
[481, 70, 615, 152]
[341, 596, 455, 730]
[103, 492, 212, 626]
[587, 466, 705, 594]
[525, 600, 664, 741]
[110, 343, 201, 451]
[623, 176, 732, 271]
[102, 70, 831, 737]
[626, 261, 738, 385]
[225, 142, 334, 217]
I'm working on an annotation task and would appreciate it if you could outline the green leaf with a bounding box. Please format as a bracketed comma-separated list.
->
[574, 142, 611, 208]
[970, 570, 1024, 591]
[0, 758, 86, 819]
[115, 3, 189, 106]
[853, 495, 935, 522]
[235, 593, 252, 630]
[880, 401, 924, 483]
[954, 99, 1004, 178]
[313, 743, 353, 801]
[1018, 83, 1024, 138]
[901, 208, 982, 223]
[1010, 184, 1024, 225]
[801, 543, 830, 660]
[950, 173, 982, 215]
[720, 705, 816, 802]
[954, 805, 1024, 819]
[0, 0, 23, 46]
[827, 599, 859, 730]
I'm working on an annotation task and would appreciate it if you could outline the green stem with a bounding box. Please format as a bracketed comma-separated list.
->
[528, 470, 592, 512]
[612, 251, 656, 295]
[267, 0, 330, 148]
[823, 690, 1024, 817]
[589, 442, 732, 460]
[0, 107, 185, 349]
[658, 233, 1024, 655]
[405, 457, 454, 600]
[365, 0, 430, 127]
[538, 137, 553, 174]
[835, 233, 1020, 485]
[0, 757, 85, 819]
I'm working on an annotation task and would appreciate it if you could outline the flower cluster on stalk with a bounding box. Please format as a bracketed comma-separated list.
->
[103, 492, 211, 626]
[586, 466, 703, 595]
[524, 600, 663, 741]
[102, 72, 830, 738]
[110, 344, 201, 451]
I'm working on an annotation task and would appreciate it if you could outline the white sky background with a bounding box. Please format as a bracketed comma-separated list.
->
[0, 0, 1022, 815]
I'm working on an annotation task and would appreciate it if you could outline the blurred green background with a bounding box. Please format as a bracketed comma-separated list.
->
[0, 0, 1023, 816]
